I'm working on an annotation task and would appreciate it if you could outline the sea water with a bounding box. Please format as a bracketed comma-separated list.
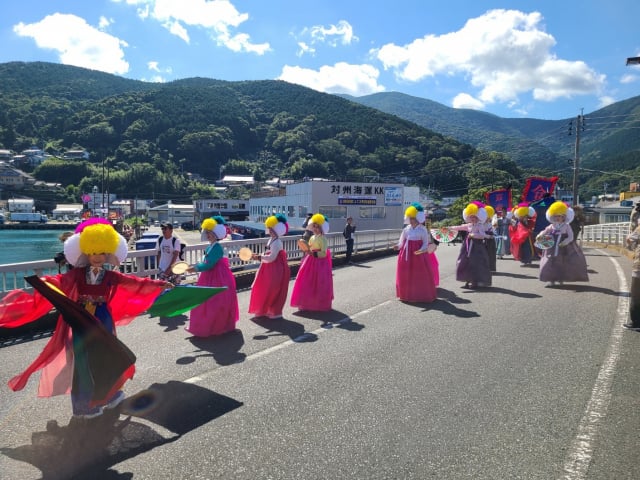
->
[0, 230, 66, 265]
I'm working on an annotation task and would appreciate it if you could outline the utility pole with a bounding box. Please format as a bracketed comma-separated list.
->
[571, 110, 584, 206]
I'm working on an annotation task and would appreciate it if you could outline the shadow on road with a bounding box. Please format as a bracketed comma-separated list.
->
[0, 381, 242, 480]
[156, 313, 188, 332]
[292, 309, 365, 332]
[250, 316, 317, 342]
[178, 328, 246, 366]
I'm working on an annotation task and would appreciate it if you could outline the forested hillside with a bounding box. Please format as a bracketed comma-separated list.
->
[1, 61, 492, 204]
[1, 61, 636, 208]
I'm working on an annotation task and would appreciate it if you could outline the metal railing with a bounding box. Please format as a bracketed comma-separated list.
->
[0, 229, 402, 294]
[582, 222, 630, 247]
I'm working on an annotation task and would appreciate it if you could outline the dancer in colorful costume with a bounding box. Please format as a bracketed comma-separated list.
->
[186, 216, 239, 336]
[483, 205, 497, 272]
[248, 214, 291, 319]
[536, 201, 589, 287]
[394, 203, 438, 302]
[509, 203, 537, 266]
[0, 219, 171, 419]
[492, 208, 511, 259]
[451, 202, 492, 289]
[290, 213, 334, 311]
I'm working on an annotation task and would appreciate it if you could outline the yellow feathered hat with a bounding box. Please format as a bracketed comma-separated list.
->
[546, 201, 574, 223]
[64, 218, 128, 268]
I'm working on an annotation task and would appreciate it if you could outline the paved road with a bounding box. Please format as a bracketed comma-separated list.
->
[1, 245, 638, 479]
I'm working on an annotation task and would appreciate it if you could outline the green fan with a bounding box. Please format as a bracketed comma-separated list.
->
[147, 285, 226, 317]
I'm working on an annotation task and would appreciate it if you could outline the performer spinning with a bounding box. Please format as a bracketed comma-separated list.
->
[536, 201, 589, 287]
[394, 203, 438, 302]
[0, 219, 172, 419]
[290, 213, 334, 311]
[248, 214, 291, 319]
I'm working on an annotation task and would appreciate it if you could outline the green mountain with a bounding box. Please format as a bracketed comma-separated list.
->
[342, 91, 640, 197]
[0, 61, 481, 203]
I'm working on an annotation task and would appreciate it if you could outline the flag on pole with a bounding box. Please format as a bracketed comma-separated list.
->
[484, 188, 512, 213]
[521, 176, 558, 203]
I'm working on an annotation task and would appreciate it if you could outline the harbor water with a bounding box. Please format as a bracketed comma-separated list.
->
[0, 229, 68, 265]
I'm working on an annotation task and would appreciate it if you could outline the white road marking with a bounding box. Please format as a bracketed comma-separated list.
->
[560, 250, 630, 479]
[184, 300, 393, 383]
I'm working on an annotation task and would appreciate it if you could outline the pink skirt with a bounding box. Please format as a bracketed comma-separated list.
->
[396, 240, 437, 302]
[249, 250, 291, 317]
[290, 250, 333, 311]
[188, 258, 239, 336]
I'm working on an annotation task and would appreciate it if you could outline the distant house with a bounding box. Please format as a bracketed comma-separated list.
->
[8, 198, 35, 213]
[62, 149, 90, 160]
[147, 201, 195, 225]
[0, 164, 34, 189]
[221, 175, 254, 186]
[0, 149, 13, 161]
[52, 204, 83, 220]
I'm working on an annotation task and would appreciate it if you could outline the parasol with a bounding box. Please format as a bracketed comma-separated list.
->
[430, 227, 458, 243]
[147, 285, 226, 317]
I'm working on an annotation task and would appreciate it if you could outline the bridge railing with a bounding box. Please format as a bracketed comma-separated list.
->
[0, 229, 402, 294]
[582, 222, 630, 246]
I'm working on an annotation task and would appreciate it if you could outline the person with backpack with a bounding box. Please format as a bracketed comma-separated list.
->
[157, 222, 184, 284]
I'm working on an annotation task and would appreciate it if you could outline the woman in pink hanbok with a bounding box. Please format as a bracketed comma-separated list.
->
[394, 203, 438, 303]
[248, 214, 291, 319]
[290, 213, 333, 311]
[186, 216, 239, 336]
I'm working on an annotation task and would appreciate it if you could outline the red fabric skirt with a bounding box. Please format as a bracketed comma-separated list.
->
[396, 240, 437, 302]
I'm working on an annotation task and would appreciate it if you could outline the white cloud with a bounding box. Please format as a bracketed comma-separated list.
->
[296, 20, 357, 57]
[296, 42, 315, 58]
[99, 16, 112, 29]
[621, 73, 638, 84]
[13, 13, 129, 74]
[452, 93, 485, 110]
[308, 20, 358, 46]
[598, 96, 616, 109]
[119, 0, 270, 54]
[374, 9, 605, 109]
[278, 62, 385, 96]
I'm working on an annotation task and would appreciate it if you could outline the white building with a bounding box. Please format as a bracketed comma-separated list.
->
[147, 201, 195, 225]
[249, 180, 420, 230]
[7, 198, 34, 213]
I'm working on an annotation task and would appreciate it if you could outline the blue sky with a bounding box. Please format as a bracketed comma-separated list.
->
[1, 0, 639, 120]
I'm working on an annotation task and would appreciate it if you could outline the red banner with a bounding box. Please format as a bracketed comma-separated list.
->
[484, 188, 512, 213]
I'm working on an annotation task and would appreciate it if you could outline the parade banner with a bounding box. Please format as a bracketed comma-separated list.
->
[484, 188, 512, 213]
[520, 176, 558, 202]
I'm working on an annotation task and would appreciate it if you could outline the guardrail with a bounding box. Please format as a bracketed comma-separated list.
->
[0, 229, 402, 294]
[582, 222, 630, 246]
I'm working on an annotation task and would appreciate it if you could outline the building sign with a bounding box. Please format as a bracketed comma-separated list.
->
[330, 184, 385, 196]
[338, 196, 377, 205]
[384, 187, 403, 206]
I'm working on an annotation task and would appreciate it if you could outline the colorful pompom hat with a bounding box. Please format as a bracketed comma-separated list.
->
[404, 202, 426, 224]
[64, 218, 128, 268]
[462, 202, 487, 223]
[514, 202, 535, 220]
[546, 201, 574, 224]
[265, 213, 289, 236]
[200, 215, 228, 241]
[308, 213, 330, 234]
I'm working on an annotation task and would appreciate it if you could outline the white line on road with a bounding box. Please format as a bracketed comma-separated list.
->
[560, 250, 630, 479]
[184, 300, 394, 384]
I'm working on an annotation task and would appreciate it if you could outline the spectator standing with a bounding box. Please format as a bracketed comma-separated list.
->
[156, 222, 182, 284]
[343, 216, 356, 264]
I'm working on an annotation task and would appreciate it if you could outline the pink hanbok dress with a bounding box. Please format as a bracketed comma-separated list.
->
[249, 237, 291, 318]
[188, 242, 239, 336]
[290, 234, 333, 311]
